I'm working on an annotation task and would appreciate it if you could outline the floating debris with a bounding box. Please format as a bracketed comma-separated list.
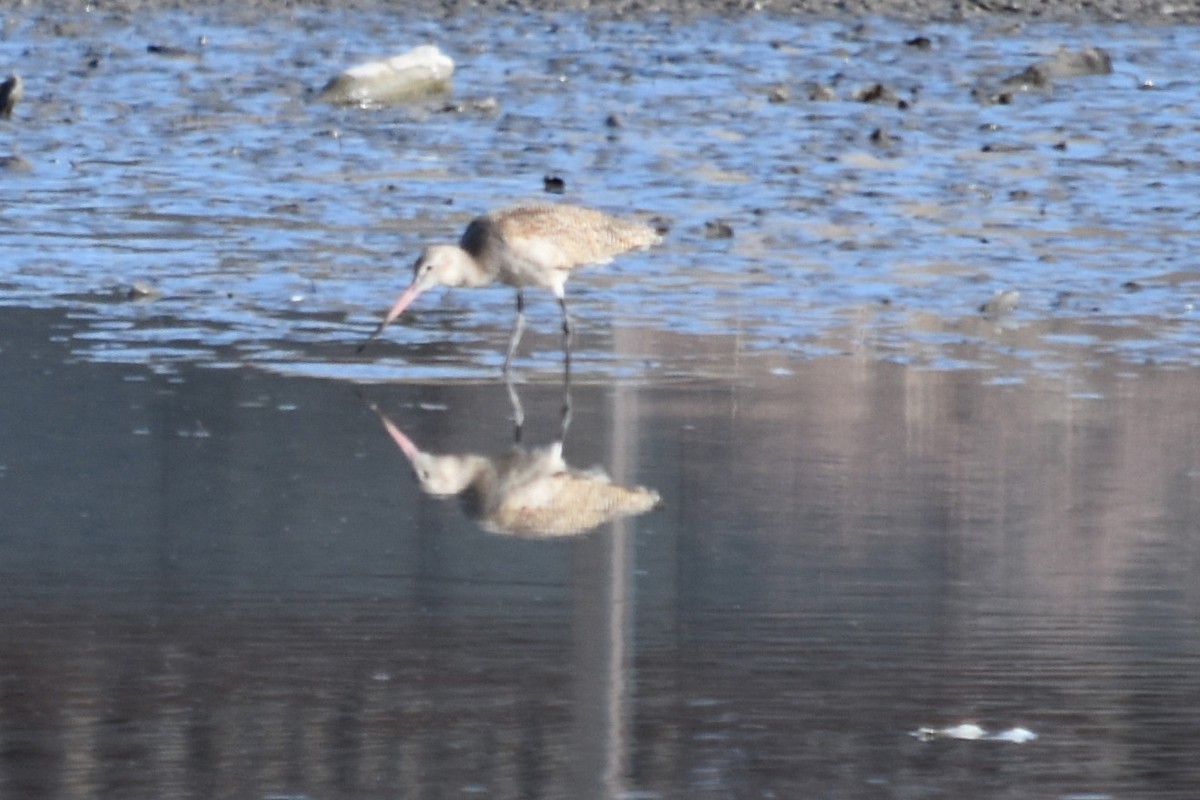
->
[913, 723, 1037, 743]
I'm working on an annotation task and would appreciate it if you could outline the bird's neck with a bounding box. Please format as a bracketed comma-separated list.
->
[446, 246, 496, 288]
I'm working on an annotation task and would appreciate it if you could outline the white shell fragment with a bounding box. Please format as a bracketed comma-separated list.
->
[913, 723, 1038, 743]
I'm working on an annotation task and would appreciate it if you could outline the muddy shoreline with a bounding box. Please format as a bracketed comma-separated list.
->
[1, 0, 1196, 24]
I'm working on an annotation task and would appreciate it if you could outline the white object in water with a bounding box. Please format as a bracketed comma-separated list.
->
[913, 723, 1037, 743]
[319, 45, 454, 106]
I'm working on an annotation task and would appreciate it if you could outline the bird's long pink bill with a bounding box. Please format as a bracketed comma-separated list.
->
[357, 282, 422, 353]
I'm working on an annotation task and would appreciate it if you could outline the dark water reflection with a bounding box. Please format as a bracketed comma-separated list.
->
[4, 307, 1200, 798]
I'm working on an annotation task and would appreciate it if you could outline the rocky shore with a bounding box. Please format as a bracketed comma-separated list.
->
[0, 0, 1195, 24]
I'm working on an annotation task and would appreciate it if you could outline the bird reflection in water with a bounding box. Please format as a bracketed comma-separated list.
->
[368, 384, 662, 538]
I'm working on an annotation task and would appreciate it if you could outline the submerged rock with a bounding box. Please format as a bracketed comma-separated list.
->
[808, 83, 836, 101]
[318, 45, 454, 107]
[0, 154, 31, 171]
[854, 82, 899, 104]
[704, 219, 734, 239]
[1001, 46, 1113, 90]
[980, 289, 1020, 317]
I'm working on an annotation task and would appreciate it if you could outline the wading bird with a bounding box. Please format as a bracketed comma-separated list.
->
[359, 203, 662, 372]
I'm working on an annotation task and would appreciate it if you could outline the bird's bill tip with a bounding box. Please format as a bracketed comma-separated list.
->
[360, 282, 424, 350]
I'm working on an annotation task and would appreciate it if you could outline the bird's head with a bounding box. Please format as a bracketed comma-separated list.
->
[360, 245, 472, 349]
[410, 244, 477, 291]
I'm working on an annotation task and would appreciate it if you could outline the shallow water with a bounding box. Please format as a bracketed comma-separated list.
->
[2, 5, 1200, 799]
[2, 8, 1199, 379]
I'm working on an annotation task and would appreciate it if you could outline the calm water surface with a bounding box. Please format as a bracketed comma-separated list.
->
[2, 4, 1200, 799]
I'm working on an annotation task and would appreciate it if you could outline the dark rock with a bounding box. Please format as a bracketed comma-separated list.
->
[0, 74, 22, 119]
[854, 82, 899, 105]
[0, 154, 31, 171]
[147, 43, 192, 58]
[704, 220, 734, 239]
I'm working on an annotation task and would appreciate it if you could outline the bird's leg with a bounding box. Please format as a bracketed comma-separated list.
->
[503, 290, 526, 375]
[559, 295, 573, 379]
[559, 372, 573, 442]
[505, 376, 525, 444]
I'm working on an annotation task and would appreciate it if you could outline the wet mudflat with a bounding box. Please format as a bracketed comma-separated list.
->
[3, 2, 1200, 799]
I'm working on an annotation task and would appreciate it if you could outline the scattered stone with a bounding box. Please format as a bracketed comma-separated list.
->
[440, 96, 499, 115]
[905, 35, 932, 49]
[543, 175, 565, 194]
[854, 82, 899, 105]
[318, 45, 454, 107]
[146, 43, 193, 58]
[972, 85, 1015, 105]
[0, 154, 31, 171]
[869, 127, 894, 146]
[0, 74, 22, 119]
[980, 289, 1020, 317]
[767, 85, 789, 103]
[704, 220, 734, 239]
[126, 282, 160, 300]
[1121, 280, 1143, 292]
[808, 83, 836, 101]
[648, 216, 673, 236]
[981, 142, 1034, 153]
[605, 112, 623, 128]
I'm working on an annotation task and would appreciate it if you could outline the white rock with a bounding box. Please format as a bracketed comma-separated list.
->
[319, 45, 454, 107]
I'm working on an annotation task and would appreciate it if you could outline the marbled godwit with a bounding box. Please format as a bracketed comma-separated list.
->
[370, 403, 662, 538]
[359, 203, 662, 371]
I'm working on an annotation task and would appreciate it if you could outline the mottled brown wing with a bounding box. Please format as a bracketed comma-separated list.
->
[485, 204, 660, 268]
